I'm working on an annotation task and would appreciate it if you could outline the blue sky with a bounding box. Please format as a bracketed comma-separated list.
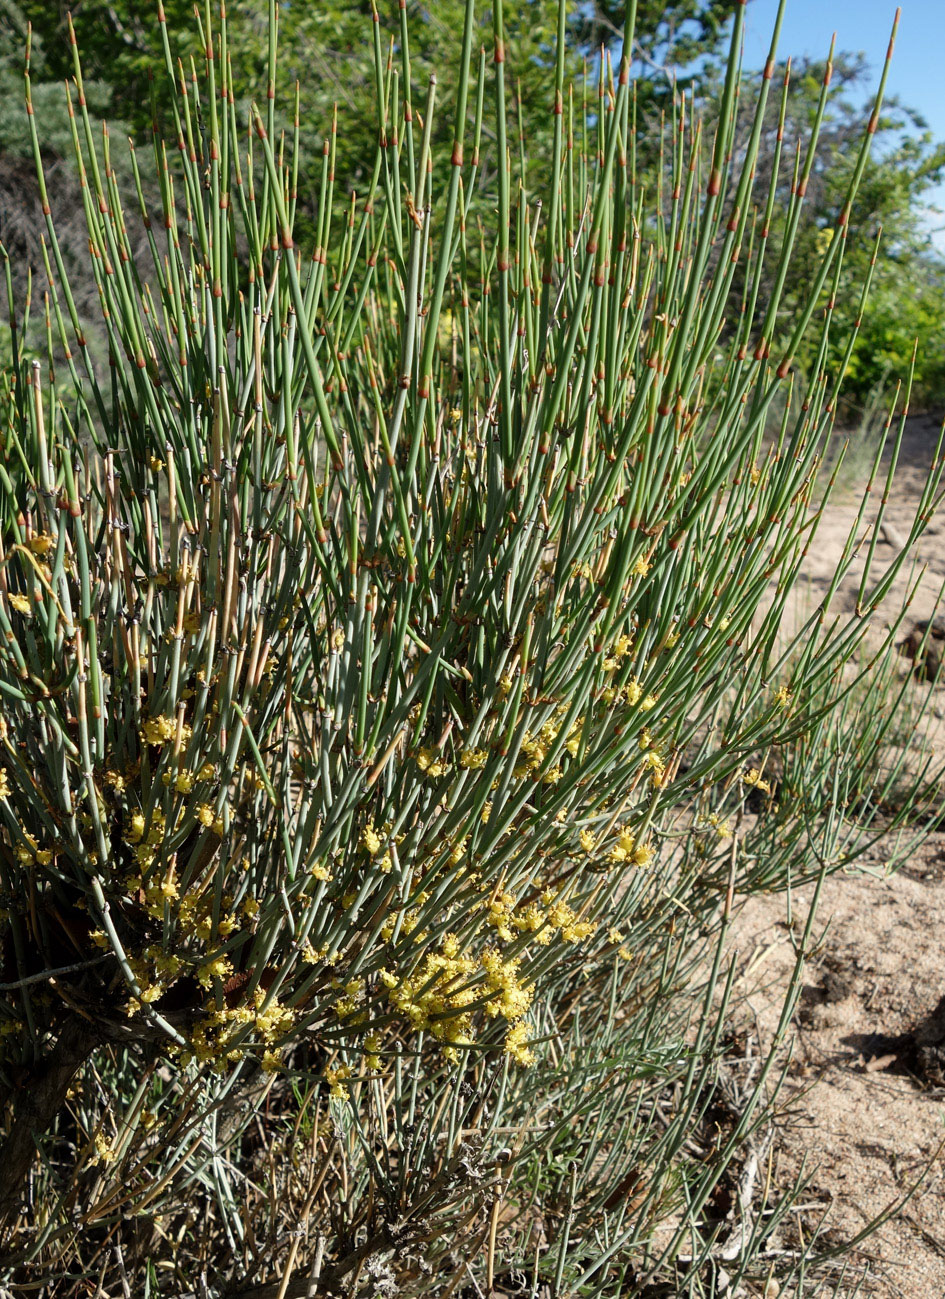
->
[742, 0, 945, 247]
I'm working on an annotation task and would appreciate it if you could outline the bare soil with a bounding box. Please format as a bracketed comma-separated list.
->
[725, 412, 945, 1297]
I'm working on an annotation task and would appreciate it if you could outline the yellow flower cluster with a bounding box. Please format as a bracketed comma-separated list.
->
[13, 832, 53, 866]
[361, 824, 382, 854]
[124, 806, 169, 875]
[360, 822, 393, 872]
[253, 989, 296, 1044]
[196, 954, 234, 990]
[504, 1021, 535, 1066]
[513, 747, 559, 785]
[363, 1033, 382, 1071]
[175, 987, 297, 1074]
[545, 897, 594, 943]
[743, 767, 772, 794]
[480, 949, 534, 1021]
[93, 1132, 117, 1165]
[141, 715, 192, 746]
[381, 889, 432, 943]
[509, 712, 583, 784]
[27, 532, 55, 555]
[638, 729, 667, 786]
[606, 927, 634, 962]
[324, 1063, 352, 1098]
[608, 826, 635, 864]
[641, 750, 666, 785]
[124, 944, 184, 1015]
[486, 890, 547, 944]
[416, 746, 450, 778]
[161, 763, 214, 793]
[331, 975, 366, 1021]
[606, 826, 653, 867]
[196, 802, 226, 835]
[705, 812, 733, 840]
[601, 676, 658, 710]
[482, 883, 598, 946]
[601, 633, 634, 672]
[379, 935, 478, 1061]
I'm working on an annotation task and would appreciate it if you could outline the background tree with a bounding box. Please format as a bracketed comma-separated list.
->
[3, 0, 944, 414]
[759, 55, 945, 411]
[574, 0, 739, 79]
[686, 47, 945, 413]
[13, 0, 745, 203]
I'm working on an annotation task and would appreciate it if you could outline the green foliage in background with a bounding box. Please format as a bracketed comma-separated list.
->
[15, 0, 744, 139]
[4, 0, 945, 417]
[754, 53, 945, 411]
[0, 0, 943, 1295]
[12, 0, 741, 199]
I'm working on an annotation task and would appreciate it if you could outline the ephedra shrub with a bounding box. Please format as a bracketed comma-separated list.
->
[0, 0, 942, 1294]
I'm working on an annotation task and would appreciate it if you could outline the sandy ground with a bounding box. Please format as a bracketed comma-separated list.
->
[724, 412, 945, 1297]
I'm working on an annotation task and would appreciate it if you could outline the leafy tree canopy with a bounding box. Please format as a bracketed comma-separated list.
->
[2, 0, 943, 408]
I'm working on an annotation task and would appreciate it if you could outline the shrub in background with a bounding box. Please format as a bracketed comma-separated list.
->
[706, 47, 945, 418]
[0, 0, 942, 1294]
